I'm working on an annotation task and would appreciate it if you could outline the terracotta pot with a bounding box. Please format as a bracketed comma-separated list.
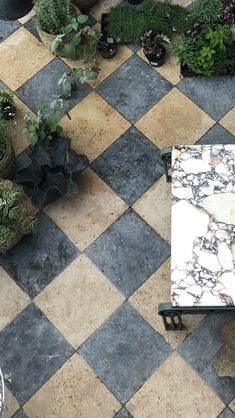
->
[37, 5, 80, 55]
[0, 138, 16, 180]
[72, 0, 98, 12]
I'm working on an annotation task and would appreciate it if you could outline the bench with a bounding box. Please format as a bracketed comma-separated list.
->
[158, 145, 235, 331]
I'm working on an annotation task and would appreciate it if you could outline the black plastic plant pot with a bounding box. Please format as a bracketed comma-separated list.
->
[0, 0, 33, 20]
[98, 36, 118, 59]
[1, 102, 16, 120]
[128, 0, 143, 4]
[145, 45, 166, 68]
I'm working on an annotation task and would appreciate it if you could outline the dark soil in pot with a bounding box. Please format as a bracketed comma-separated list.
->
[144, 44, 166, 68]
[98, 37, 117, 59]
[0, 0, 33, 20]
[1, 102, 16, 120]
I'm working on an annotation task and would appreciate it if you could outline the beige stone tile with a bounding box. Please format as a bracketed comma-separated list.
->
[0, 267, 30, 331]
[129, 259, 204, 349]
[35, 254, 124, 348]
[220, 107, 235, 136]
[17, 8, 35, 24]
[45, 168, 127, 250]
[4, 387, 19, 418]
[230, 398, 235, 413]
[127, 352, 224, 418]
[0, 28, 53, 90]
[133, 176, 171, 244]
[64, 45, 133, 88]
[91, 0, 123, 21]
[138, 46, 180, 86]
[136, 88, 215, 149]
[24, 353, 121, 418]
[171, 0, 192, 6]
[10, 95, 32, 155]
[61, 91, 130, 162]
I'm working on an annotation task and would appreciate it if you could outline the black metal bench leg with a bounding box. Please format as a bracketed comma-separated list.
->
[158, 303, 185, 331]
[160, 147, 172, 183]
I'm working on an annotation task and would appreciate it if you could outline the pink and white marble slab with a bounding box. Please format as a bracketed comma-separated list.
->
[171, 145, 235, 307]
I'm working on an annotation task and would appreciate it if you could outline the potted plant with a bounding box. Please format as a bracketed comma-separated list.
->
[0, 117, 16, 179]
[0, 89, 16, 121]
[0, 0, 33, 20]
[140, 29, 169, 67]
[98, 36, 117, 59]
[0, 180, 38, 253]
[35, 0, 79, 52]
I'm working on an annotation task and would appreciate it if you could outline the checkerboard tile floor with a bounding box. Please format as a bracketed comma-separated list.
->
[0, 1, 235, 417]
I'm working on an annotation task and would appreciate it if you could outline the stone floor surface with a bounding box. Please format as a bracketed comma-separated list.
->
[0, 0, 235, 417]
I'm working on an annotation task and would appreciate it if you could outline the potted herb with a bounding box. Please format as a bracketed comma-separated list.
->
[0, 117, 16, 179]
[140, 29, 169, 67]
[98, 36, 117, 59]
[0, 89, 16, 121]
[0, 0, 33, 20]
[0, 180, 37, 253]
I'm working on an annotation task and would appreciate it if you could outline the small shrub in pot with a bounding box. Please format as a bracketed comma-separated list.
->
[140, 29, 170, 67]
[0, 89, 16, 120]
[0, 117, 16, 179]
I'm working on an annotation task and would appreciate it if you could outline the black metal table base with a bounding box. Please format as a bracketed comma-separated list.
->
[158, 303, 235, 331]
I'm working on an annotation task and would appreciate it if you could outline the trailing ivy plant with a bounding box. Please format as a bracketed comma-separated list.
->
[0, 181, 38, 253]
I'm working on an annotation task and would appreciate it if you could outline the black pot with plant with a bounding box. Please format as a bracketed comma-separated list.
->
[0, 0, 33, 20]
[0, 117, 16, 179]
[0, 89, 16, 121]
[140, 29, 169, 67]
[98, 36, 117, 59]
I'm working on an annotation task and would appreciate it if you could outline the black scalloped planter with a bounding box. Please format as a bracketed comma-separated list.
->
[14, 137, 89, 209]
[0, 0, 33, 20]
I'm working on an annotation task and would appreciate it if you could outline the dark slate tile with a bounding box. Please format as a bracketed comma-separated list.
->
[79, 302, 172, 403]
[91, 126, 164, 204]
[197, 124, 235, 145]
[12, 409, 29, 418]
[218, 408, 235, 418]
[114, 407, 133, 418]
[24, 17, 41, 41]
[86, 209, 170, 297]
[0, 19, 21, 42]
[0, 304, 73, 404]
[178, 76, 235, 121]
[15, 58, 92, 113]
[178, 313, 235, 404]
[0, 212, 79, 298]
[96, 55, 172, 123]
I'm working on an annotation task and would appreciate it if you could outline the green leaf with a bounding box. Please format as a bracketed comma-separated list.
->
[36, 102, 47, 112]
[62, 43, 77, 60]
[77, 14, 89, 24]
[71, 34, 81, 47]
[107, 37, 114, 44]
[30, 134, 38, 145]
[87, 70, 98, 80]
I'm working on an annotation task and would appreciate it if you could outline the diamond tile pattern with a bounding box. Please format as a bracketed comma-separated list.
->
[1, 5, 235, 417]
[0, 212, 79, 298]
[91, 126, 164, 204]
[86, 209, 170, 297]
[79, 302, 172, 403]
[0, 304, 73, 404]
[97, 55, 172, 123]
[15, 58, 92, 113]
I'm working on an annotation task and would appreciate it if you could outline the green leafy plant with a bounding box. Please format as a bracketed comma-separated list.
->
[0, 89, 14, 106]
[106, 0, 189, 44]
[0, 118, 7, 161]
[189, 0, 224, 25]
[172, 24, 234, 76]
[51, 14, 101, 81]
[24, 99, 65, 146]
[0, 181, 38, 253]
[34, 0, 73, 35]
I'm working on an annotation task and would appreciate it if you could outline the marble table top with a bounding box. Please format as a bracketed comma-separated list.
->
[171, 145, 235, 307]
